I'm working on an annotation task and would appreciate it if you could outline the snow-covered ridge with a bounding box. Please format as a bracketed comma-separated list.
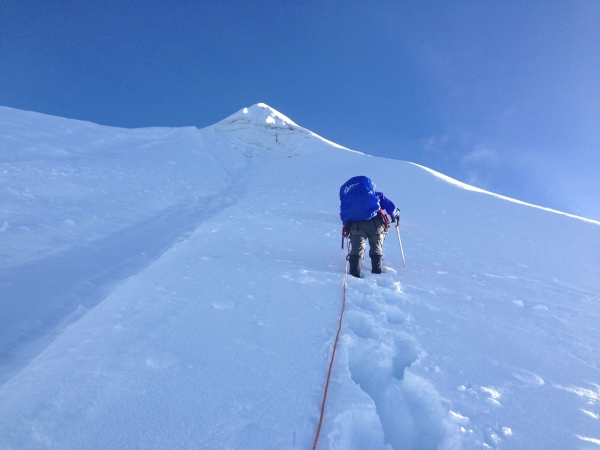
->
[413, 163, 600, 226]
[0, 105, 193, 162]
[0, 104, 599, 449]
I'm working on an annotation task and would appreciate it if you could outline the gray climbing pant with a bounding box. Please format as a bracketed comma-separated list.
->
[348, 215, 386, 258]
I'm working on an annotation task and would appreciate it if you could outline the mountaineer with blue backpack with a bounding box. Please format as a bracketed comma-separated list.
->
[339, 176, 400, 278]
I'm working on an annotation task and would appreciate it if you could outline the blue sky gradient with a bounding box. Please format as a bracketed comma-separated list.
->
[1, 1, 599, 219]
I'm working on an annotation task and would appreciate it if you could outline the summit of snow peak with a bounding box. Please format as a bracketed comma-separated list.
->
[212, 103, 359, 154]
[218, 103, 299, 129]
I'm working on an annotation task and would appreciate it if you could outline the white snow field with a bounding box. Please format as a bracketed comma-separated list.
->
[0, 103, 599, 449]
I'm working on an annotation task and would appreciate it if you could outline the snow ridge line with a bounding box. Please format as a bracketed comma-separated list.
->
[312, 252, 349, 450]
[412, 162, 600, 225]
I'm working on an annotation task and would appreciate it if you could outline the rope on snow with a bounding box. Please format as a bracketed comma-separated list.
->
[312, 240, 349, 450]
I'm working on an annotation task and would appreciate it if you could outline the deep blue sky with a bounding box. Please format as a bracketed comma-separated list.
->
[2, 1, 599, 220]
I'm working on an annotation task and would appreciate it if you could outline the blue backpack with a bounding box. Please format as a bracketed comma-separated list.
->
[339, 176, 380, 223]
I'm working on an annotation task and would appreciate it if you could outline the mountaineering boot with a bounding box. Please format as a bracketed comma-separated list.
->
[348, 255, 362, 278]
[370, 255, 383, 274]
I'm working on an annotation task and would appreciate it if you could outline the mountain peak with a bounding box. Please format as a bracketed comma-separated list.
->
[219, 103, 298, 129]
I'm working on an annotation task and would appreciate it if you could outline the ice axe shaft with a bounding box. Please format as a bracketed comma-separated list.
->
[395, 218, 406, 268]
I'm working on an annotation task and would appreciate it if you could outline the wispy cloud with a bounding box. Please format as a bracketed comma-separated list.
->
[461, 146, 498, 165]
[421, 135, 449, 153]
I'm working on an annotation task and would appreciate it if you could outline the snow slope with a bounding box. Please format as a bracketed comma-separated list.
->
[0, 103, 599, 449]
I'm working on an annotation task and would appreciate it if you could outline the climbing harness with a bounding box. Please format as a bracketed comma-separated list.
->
[312, 239, 349, 450]
[342, 210, 389, 250]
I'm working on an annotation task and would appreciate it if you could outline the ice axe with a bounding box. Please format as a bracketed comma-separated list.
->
[394, 214, 406, 268]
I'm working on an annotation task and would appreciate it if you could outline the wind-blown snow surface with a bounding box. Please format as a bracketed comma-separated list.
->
[0, 103, 599, 449]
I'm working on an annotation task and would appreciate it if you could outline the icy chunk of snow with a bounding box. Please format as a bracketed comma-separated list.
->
[577, 436, 600, 445]
[449, 410, 469, 423]
[511, 369, 545, 385]
[212, 300, 234, 310]
[582, 410, 599, 419]
[555, 384, 600, 402]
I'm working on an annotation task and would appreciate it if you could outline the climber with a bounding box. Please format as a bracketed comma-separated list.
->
[339, 176, 399, 278]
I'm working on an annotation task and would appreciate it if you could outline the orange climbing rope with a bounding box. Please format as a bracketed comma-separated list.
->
[312, 246, 349, 450]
